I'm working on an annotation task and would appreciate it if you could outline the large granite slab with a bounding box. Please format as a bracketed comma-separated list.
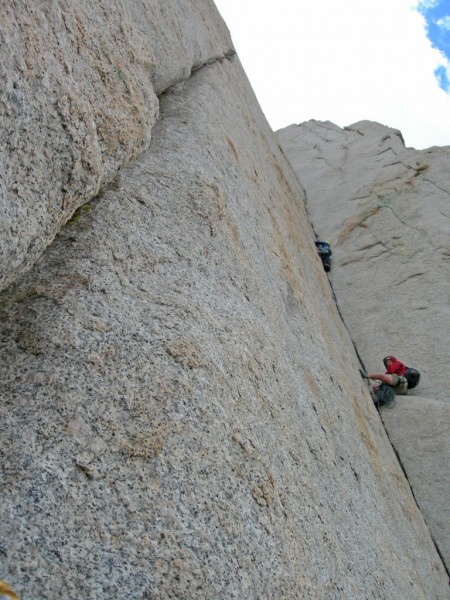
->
[381, 396, 450, 567]
[278, 119, 450, 572]
[0, 0, 233, 292]
[1, 4, 449, 596]
[1, 50, 448, 599]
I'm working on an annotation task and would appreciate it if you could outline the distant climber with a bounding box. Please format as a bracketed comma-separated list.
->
[315, 240, 332, 272]
[367, 355, 409, 394]
[361, 354, 421, 393]
[359, 355, 407, 408]
[360, 354, 420, 406]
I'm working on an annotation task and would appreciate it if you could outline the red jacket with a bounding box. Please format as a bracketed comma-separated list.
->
[384, 355, 407, 376]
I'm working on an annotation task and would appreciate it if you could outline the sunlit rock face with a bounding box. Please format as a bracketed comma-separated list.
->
[0, 6, 449, 599]
[0, 0, 232, 293]
[278, 118, 450, 572]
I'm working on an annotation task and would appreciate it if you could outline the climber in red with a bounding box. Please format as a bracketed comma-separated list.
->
[361, 355, 409, 395]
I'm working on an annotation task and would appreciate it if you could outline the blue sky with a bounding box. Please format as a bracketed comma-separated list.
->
[418, 0, 450, 92]
[214, 0, 450, 149]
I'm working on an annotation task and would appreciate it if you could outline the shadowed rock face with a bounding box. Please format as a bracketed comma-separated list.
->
[278, 119, 450, 572]
[0, 6, 449, 599]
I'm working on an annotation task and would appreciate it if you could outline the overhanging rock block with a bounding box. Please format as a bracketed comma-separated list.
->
[0, 0, 233, 293]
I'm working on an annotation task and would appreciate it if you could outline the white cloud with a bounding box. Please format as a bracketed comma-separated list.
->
[214, 0, 450, 148]
[437, 16, 450, 30]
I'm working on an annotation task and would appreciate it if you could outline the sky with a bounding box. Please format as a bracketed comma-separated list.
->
[213, 0, 450, 149]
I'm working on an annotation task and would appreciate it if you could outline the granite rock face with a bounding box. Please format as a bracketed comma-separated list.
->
[0, 0, 233, 293]
[278, 119, 450, 571]
[382, 396, 450, 567]
[1, 5, 449, 599]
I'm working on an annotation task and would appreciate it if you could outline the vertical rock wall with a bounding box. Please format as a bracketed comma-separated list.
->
[1, 6, 449, 599]
[277, 119, 450, 398]
[278, 119, 450, 573]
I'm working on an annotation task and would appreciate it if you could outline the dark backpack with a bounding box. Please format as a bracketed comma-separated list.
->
[315, 241, 332, 272]
[373, 382, 396, 407]
[405, 367, 420, 389]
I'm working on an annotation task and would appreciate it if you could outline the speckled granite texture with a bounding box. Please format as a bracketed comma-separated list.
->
[0, 5, 448, 599]
[278, 118, 450, 574]
[0, 0, 232, 292]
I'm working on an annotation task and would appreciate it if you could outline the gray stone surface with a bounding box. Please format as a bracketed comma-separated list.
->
[1, 54, 448, 598]
[277, 120, 450, 398]
[1, 6, 449, 598]
[0, 0, 233, 293]
[381, 396, 450, 567]
[278, 119, 450, 571]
